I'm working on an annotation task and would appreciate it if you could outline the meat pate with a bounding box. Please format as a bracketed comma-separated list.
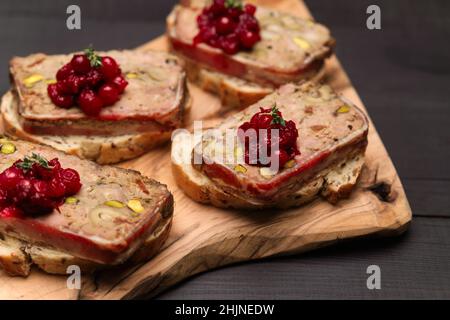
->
[167, 5, 333, 87]
[10, 50, 187, 136]
[193, 82, 368, 201]
[0, 138, 173, 264]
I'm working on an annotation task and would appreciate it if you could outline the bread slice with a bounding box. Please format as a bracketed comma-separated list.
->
[0, 235, 31, 276]
[0, 214, 171, 277]
[184, 56, 325, 109]
[10, 50, 187, 137]
[167, 3, 333, 108]
[1, 91, 177, 164]
[0, 136, 174, 276]
[172, 131, 365, 209]
[171, 82, 368, 209]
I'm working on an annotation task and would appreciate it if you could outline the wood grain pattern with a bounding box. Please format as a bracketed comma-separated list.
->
[0, 0, 412, 300]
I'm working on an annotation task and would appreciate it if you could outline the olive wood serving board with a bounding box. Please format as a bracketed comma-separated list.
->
[0, 0, 411, 300]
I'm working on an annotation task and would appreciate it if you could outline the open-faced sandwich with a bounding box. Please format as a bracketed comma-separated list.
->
[1, 48, 189, 164]
[172, 82, 368, 209]
[0, 136, 173, 276]
[167, 0, 334, 108]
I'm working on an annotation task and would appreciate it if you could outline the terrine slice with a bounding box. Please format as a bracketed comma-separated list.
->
[167, 4, 333, 88]
[193, 82, 369, 201]
[0, 138, 173, 265]
[10, 50, 187, 136]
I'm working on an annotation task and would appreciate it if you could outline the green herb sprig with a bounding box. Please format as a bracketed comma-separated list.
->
[16, 153, 51, 172]
[225, 0, 243, 9]
[84, 46, 102, 68]
[270, 105, 286, 126]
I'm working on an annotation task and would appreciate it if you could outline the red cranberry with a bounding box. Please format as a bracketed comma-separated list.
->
[47, 83, 60, 98]
[70, 54, 91, 74]
[58, 169, 81, 196]
[239, 13, 259, 32]
[55, 81, 71, 95]
[48, 158, 61, 173]
[0, 166, 24, 191]
[47, 84, 74, 108]
[249, 111, 258, 125]
[31, 179, 49, 195]
[49, 50, 129, 115]
[238, 107, 299, 168]
[257, 114, 273, 129]
[100, 56, 120, 79]
[237, 121, 253, 143]
[227, 7, 241, 20]
[239, 30, 260, 49]
[250, 108, 270, 127]
[56, 63, 74, 81]
[86, 69, 103, 87]
[48, 178, 66, 198]
[29, 163, 52, 181]
[220, 34, 240, 54]
[274, 149, 290, 168]
[14, 179, 33, 202]
[216, 16, 235, 34]
[210, 0, 226, 15]
[0, 206, 22, 218]
[62, 74, 86, 94]
[77, 89, 103, 116]
[24, 192, 54, 215]
[98, 84, 120, 106]
[0, 154, 83, 217]
[0, 188, 8, 206]
[279, 121, 298, 147]
[194, 1, 261, 53]
[110, 75, 128, 94]
[199, 26, 218, 43]
[53, 94, 74, 109]
[244, 4, 257, 15]
[209, 37, 221, 48]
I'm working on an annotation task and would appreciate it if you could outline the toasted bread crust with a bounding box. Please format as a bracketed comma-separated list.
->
[171, 132, 365, 209]
[0, 214, 172, 276]
[172, 150, 364, 209]
[0, 235, 31, 277]
[178, 56, 326, 109]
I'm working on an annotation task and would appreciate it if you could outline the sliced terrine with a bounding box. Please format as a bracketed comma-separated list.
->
[9, 49, 187, 137]
[0, 137, 173, 271]
[172, 82, 369, 208]
[167, 1, 334, 108]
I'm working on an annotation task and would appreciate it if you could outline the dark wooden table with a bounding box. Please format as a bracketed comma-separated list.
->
[0, 0, 448, 299]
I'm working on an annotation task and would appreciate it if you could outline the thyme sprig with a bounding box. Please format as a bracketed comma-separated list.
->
[270, 105, 286, 126]
[225, 0, 243, 9]
[16, 153, 51, 172]
[84, 46, 102, 68]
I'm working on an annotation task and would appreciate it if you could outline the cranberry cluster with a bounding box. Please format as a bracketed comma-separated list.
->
[238, 106, 300, 168]
[0, 154, 82, 217]
[47, 48, 128, 116]
[194, 0, 261, 54]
